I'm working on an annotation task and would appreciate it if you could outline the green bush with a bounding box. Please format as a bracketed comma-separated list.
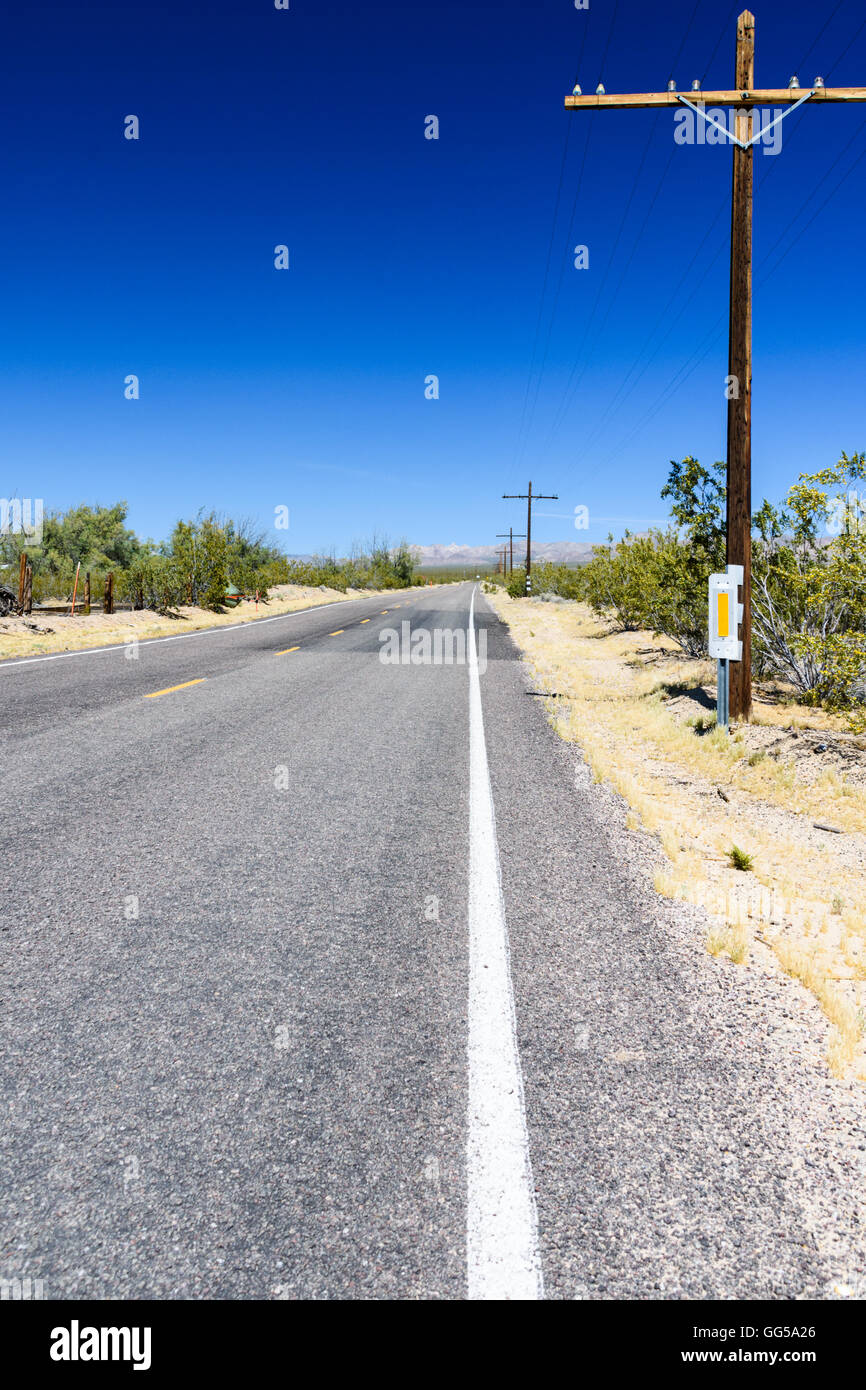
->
[728, 845, 754, 872]
[583, 532, 660, 632]
[530, 561, 583, 600]
[506, 568, 527, 598]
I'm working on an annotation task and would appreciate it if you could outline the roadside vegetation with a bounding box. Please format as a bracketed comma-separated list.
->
[490, 449, 866, 729]
[0, 504, 423, 610]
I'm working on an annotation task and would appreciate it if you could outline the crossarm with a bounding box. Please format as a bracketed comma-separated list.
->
[564, 87, 866, 110]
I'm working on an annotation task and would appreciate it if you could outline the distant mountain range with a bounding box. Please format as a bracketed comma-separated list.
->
[413, 541, 596, 567]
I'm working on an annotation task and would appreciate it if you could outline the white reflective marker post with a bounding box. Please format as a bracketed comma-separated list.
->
[709, 564, 744, 730]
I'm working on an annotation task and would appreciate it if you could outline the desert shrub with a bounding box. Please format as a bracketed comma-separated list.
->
[530, 561, 583, 600]
[583, 532, 659, 632]
[506, 567, 527, 598]
[752, 452, 866, 722]
[580, 457, 725, 650]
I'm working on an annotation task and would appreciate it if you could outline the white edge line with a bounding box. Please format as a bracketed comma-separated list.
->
[466, 585, 543, 1301]
[0, 590, 417, 671]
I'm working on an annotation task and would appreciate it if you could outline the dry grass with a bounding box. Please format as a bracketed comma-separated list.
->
[492, 593, 866, 1080]
[0, 583, 396, 662]
[707, 922, 750, 964]
[773, 939, 865, 1077]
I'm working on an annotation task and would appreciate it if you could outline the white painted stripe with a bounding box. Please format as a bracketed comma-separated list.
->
[466, 586, 543, 1301]
[0, 590, 417, 671]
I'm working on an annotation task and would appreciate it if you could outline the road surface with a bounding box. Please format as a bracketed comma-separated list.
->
[2, 583, 864, 1299]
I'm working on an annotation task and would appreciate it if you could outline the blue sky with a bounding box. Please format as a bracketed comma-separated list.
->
[2, 0, 865, 554]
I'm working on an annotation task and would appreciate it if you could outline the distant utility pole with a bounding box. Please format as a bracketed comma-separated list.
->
[502, 481, 558, 594]
[565, 9, 866, 719]
[497, 528, 526, 574]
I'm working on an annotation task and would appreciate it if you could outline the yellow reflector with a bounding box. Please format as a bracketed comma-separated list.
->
[717, 592, 729, 638]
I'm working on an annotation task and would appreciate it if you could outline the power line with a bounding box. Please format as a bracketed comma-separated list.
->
[701, 1, 742, 86]
[509, 14, 593, 487]
[529, 0, 709, 471]
[668, 0, 706, 82]
[826, 11, 866, 75]
[753, 0, 866, 196]
[512, 111, 595, 483]
[511, 0, 623, 481]
[510, 122, 574, 478]
[589, 0, 864, 467]
[575, 179, 729, 457]
[536, 115, 663, 461]
[757, 128, 866, 282]
[576, 2, 866, 472]
[794, 0, 848, 78]
[597, 0, 621, 87]
[595, 127, 866, 467]
[575, 0, 833, 466]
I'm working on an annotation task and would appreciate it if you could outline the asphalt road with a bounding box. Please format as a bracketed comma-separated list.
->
[1, 582, 864, 1300]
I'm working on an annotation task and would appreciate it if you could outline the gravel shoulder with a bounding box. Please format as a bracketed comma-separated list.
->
[488, 590, 866, 1082]
[479, 588, 866, 1298]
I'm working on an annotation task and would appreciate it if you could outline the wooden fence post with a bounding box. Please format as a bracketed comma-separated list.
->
[23, 563, 33, 615]
[18, 551, 27, 612]
[70, 561, 81, 616]
[104, 572, 114, 615]
[84, 572, 91, 615]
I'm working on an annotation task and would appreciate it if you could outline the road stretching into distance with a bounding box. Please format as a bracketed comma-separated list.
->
[1, 583, 864, 1299]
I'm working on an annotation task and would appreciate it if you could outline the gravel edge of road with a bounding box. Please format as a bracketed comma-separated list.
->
[488, 598, 866, 1299]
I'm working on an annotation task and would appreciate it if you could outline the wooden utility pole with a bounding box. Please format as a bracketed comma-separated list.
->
[502, 481, 558, 594]
[497, 528, 527, 574]
[565, 10, 866, 719]
[727, 11, 754, 719]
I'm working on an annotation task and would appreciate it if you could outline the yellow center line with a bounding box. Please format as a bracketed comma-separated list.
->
[276, 646, 300, 654]
[359, 618, 370, 624]
[144, 678, 206, 699]
[381, 610, 389, 614]
[329, 629, 345, 636]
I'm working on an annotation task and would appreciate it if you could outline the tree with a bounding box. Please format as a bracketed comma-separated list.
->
[581, 459, 727, 654]
[660, 455, 726, 563]
[196, 516, 230, 611]
[0, 501, 144, 600]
